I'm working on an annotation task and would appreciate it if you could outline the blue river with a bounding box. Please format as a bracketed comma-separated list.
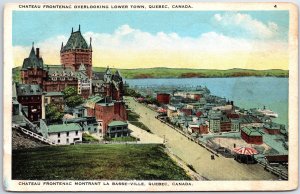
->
[125, 77, 288, 128]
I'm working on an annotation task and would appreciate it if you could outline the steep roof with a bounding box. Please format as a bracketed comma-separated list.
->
[16, 84, 42, 96]
[61, 28, 89, 52]
[22, 45, 43, 70]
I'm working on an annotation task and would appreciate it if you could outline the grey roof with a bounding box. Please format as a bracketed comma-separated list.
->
[93, 72, 105, 80]
[61, 29, 90, 52]
[16, 84, 42, 96]
[22, 46, 43, 70]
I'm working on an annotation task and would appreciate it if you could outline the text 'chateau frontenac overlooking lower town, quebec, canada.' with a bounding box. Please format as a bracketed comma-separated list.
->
[3, 2, 298, 192]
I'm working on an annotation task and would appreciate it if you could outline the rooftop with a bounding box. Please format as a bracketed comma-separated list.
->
[21, 45, 43, 70]
[264, 122, 281, 130]
[61, 26, 91, 52]
[16, 84, 42, 96]
[108, 121, 128, 127]
[48, 123, 81, 133]
[44, 92, 64, 97]
[241, 127, 262, 137]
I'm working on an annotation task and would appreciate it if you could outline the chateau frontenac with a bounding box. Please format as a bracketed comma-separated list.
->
[20, 25, 124, 100]
[13, 25, 128, 140]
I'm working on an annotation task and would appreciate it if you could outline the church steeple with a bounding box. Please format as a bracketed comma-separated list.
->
[61, 42, 64, 51]
[78, 24, 81, 32]
[71, 27, 73, 33]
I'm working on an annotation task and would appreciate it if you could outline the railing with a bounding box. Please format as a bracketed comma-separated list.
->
[23, 116, 40, 133]
[13, 124, 56, 145]
[256, 160, 288, 180]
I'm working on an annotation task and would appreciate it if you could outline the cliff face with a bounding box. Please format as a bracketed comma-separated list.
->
[12, 128, 48, 150]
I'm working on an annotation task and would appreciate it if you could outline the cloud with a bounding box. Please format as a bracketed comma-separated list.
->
[213, 13, 279, 39]
[13, 24, 288, 70]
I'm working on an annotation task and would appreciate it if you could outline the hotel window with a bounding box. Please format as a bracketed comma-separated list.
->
[67, 132, 69, 137]
[58, 133, 60, 138]
[76, 131, 78, 136]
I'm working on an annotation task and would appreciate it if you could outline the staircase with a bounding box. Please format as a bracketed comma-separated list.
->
[13, 124, 56, 145]
[23, 116, 40, 133]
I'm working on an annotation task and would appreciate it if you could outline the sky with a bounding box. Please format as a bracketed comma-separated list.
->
[12, 11, 289, 70]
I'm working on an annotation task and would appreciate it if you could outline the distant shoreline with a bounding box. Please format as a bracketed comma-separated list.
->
[93, 67, 289, 79]
[123, 76, 289, 80]
[12, 66, 289, 82]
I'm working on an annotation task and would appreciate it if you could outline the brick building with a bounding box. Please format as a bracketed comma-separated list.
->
[241, 126, 263, 145]
[263, 122, 281, 135]
[157, 93, 171, 104]
[20, 26, 124, 100]
[85, 96, 127, 135]
[16, 84, 43, 122]
[60, 25, 93, 78]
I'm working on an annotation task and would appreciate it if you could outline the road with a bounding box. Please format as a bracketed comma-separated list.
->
[125, 96, 278, 180]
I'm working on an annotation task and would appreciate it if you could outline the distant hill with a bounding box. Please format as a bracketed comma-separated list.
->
[13, 66, 289, 82]
[93, 67, 289, 79]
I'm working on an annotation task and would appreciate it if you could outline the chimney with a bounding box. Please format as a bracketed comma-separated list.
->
[36, 48, 40, 58]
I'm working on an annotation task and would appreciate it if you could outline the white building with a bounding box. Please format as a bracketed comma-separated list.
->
[40, 120, 82, 145]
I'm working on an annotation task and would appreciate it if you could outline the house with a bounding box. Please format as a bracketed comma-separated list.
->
[239, 115, 263, 128]
[209, 116, 220, 133]
[40, 120, 82, 145]
[188, 121, 208, 134]
[179, 108, 193, 116]
[106, 121, 130, 138]
[64, 116, 100, 135]
[44, 92, 64, 110]
[263, 122, 281, 135]
[241, 126, 263, 145]
[231, 119, 240, 132]
[157, 93, 171, 104]
[85, 96, 127, 136]
[16, 83, 43, 122]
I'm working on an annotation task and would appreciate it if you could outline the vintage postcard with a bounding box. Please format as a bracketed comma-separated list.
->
[3, 2, 298, 191]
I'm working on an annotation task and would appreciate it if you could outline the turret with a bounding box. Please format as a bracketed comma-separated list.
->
[89, 37, 92, 50]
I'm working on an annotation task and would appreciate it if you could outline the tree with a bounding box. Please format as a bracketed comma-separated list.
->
[63, 86, 84, 108]
[63, 86, 77, 98]
[46, 104, 63, 123]
[66, 95, 84, 108]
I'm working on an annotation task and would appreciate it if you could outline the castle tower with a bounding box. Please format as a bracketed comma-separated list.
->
[21, 42, 47, 85]
[60, 25, 93, 78]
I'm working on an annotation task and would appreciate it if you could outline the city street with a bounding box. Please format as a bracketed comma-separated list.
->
[125, 96, 278, 180]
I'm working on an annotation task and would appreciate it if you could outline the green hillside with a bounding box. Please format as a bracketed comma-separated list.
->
[12, 144, 191, 180]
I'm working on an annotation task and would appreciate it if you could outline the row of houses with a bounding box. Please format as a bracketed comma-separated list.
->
[141, 87, 286, 146]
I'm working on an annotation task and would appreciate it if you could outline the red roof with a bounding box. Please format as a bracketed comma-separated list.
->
[233, 147, 258, 155]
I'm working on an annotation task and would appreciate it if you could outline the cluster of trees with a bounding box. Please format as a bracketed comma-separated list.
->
[45, 86, 84, 123]
[63, 86, 84, 108]
[125, 88, 142, 98]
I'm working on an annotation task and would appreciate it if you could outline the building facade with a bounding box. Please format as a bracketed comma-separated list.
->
[241, 127, 263, 145]
[60, 25, 93, 78]
[16, 84, 43, 122]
